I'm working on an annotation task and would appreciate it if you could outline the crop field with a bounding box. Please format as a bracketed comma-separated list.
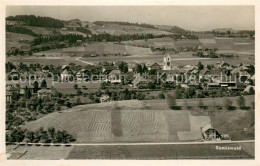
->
[21, 95, 254, 143]
[21, 99, 194, 143]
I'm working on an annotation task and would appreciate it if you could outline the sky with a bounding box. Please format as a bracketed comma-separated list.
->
[6, 6, 255, 31]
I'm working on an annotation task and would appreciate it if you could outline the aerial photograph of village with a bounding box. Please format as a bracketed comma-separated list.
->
[5, 6, 255, 159]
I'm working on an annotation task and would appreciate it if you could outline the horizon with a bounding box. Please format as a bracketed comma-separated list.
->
[6, 6, 255, 31]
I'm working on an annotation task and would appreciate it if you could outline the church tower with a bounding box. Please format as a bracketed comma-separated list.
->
[163, 54, 172, 70]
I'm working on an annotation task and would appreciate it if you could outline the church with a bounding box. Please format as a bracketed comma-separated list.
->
[163, 54, 172, 70]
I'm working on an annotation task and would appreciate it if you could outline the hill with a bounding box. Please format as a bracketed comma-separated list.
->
[157, 25, 187, 33]
[6, 15, 65, 28]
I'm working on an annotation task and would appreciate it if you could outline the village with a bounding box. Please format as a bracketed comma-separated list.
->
[5, 12, 255, 159]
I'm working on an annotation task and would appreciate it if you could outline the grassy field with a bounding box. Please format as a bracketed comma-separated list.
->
[7, 142, 253, 159]
[6, 32, 34, 52]
[21, 95, 254, 143]
[66, 143, 253, 159]
[89, 23, 172, 36]
[32, 42, 152, 56]
[7, 145, 73, 160]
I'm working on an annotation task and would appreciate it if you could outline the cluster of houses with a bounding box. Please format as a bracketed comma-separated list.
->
[6, 53, 254, 102]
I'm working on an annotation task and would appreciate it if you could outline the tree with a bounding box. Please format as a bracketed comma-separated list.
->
[237, 96, 246, 108]
[249, 87, 255, 95]
[41, 79, 47, 88]
[33, 81, 39, 93]
[26, 131, 35, 142]
[25, 86, 32, 99]
[158, 92, 165, 99]
[197, 61, 204, 70]
[73, 84, 78, 89]
[48, 127, 56, 139]
[76, 89, 82, 96]
[118, 62, 128, 73]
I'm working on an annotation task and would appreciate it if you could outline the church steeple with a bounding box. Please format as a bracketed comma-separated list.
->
[163, 54, 172, 70]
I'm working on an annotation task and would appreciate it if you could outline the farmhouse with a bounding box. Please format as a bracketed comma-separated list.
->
[147, 63, 161, 71]
[66, 22, 81, 31]
[42, 65, 50, 73]
[9, 69, 19, 79]
[207, 82, 220, 89]
[100, 95, 110, 103]
[37, 89, 52, 99]
[201, 124, 221, 141]
[132, 74, 151, 89]
[108, 70, 122, 84]
[61, 69, 73, 82]
[6, 85, 19, 102]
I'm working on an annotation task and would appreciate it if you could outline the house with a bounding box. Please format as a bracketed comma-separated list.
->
[108, 70, 122, 84]
[102, 66, 117, 74]
[132, 74, 151, 89]
[148, 63, 161, 71]
[244, 85, 255, 93]
[42, 65, 50, 73]
[197, 45, 203, 51]
[219, 76, 237, 90]
[207, 82, 220, 89]
[201, 124, 222, 141]
[61, 65, 70, 70]
[6, 20, 25, 26]
[6, 85, 19, 102]
[128, 63, 136, 72]
[239, 71, 251, 80]
[61, 69, 73, 81]
[100, 95, 110, 103]
[21, 46, 30, 54]
[9, 69, 19, 80]
[37, 89, 52, 99]
[66, 22, 81, 31]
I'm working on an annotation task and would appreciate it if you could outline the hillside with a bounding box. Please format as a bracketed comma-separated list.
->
[6, 15, 65, 28]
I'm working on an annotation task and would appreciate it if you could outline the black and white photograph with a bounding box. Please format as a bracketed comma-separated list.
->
[0, 1, 259, 165]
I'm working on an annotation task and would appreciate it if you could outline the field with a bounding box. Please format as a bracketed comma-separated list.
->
[89, 23, 173, 36]
[66, 143, 253, 159]
[7, 141, 254, 160]
[32, 42, 152, 56]
[7, 145, 73, 160]
[21, 95, 254, 143]
[6, 32, 34, 52]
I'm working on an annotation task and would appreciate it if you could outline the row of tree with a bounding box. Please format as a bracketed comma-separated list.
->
[6, 25, 38, 37]
[6, 127, 75, 143]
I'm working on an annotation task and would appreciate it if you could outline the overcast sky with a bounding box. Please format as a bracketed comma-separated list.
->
[6, 6, 254, 31]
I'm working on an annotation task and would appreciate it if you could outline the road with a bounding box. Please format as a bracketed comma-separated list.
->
[75, 57, 95, 65]
[7, 140, 254, 146]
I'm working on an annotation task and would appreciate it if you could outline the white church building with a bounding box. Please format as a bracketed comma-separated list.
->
[163, 54, 172, 70]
